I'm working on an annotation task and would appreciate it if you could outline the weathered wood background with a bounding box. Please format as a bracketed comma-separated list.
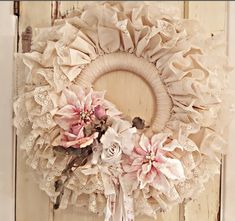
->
[16, 1, 227, 221]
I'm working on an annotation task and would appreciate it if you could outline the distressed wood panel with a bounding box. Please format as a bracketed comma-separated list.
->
[0, 2, 17, 221]
[16, 2, 53, 221]
[58, 1, 184, 18]
[188, 1, 227, 36]
[183, 2, 227, 221]
[184, 175, 221, 221]
[16, 1, 227, 221]
[224, 3, 235, 221]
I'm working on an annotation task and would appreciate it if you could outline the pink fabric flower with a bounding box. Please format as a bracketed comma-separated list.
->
[53, 86, 121, 148]
[54, 87, 107, 130]
[123, 133, 185, 193]
[53, 87, 108, 148]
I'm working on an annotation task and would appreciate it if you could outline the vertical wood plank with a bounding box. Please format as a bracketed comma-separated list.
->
[57, 1, 184, 18]
[184, 175, 221, 221]
[223, 2, 235, 221]
[0, 2, 17, 221]
[188, 1, 227, 36]
[18, 1, 52, 52]
[184, 2, 227, 221]
[16, 2, 53, 221]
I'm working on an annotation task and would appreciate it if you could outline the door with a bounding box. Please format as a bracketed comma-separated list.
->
[14, 1, 228, 221]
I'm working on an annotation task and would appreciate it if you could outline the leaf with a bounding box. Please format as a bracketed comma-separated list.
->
[132, 117, 145, 129]
[53, 145, 93, 157]
[53, 146, 68, 154]
[54, 179, 63, 192]
[53, 145, 93, 210]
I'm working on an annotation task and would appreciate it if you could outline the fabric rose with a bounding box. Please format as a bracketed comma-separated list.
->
[123, 133, 185, 193]
[100, 118, 137, 164]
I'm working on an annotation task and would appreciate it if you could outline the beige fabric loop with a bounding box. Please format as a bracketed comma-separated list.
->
[76, 52, 172, 132]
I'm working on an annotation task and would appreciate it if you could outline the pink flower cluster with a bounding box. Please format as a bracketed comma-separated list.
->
[54, 87, 108, 148]
[53, 86, 185, 195]
[123, 133, 185, 193]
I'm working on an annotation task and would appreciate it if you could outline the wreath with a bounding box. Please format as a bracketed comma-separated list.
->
[14, 2, 231, 220]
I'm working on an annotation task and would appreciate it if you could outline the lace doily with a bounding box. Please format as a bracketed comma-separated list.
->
[14, 2, 232, 220]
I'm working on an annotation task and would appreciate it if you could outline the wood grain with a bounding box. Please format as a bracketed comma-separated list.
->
[224, 3, 235, 221]
[183, 2, 227, 221]
[18, 1, 51, 52]
[184, 175, 221, 221]
[16, 2, 53, 221]
[16, 1, 227, 221]
[94, 71, 154, 126]
[188, 1, 227, 37]
[0, 2, 17, 221]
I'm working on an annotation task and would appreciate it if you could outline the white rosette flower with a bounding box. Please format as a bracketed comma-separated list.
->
[100, 118, 137, 164]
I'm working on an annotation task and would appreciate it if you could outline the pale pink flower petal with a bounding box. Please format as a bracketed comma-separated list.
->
[150, 133, 168, 150]
[84, 92, 92, 110]
[71, 124, 83, 136]
[139, 134, 151, 153]
[54, 116, 77, 130]
[138, 163, 153, 189]
[162, 139, 184, 151]
[63, 89, 78, 106]
[103, 100, 122, 117]
[131, 157, 144, 166]
[56, 105, 76, 116]
[139, 167, 156, 189]
[155, 155, 185, 180]
[134, 146, 147, 156]
[151, 172, 171, 193]
[63, 131, 78, 140]
[111, 118, 136, 155]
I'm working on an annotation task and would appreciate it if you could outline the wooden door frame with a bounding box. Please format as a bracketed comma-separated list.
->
[0, 1, 234, 221]
[222, 2, 235, 221]
[0, 2, 17, 221]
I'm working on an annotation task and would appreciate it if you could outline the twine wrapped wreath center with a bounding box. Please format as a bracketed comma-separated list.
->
[77, 52, 172, 133]
[13, 2, 231, 220]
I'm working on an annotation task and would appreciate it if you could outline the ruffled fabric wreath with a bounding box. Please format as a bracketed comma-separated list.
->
[14, 2, 232, 220]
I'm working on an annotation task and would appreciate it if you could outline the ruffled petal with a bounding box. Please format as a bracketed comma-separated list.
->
[101, 127, 119, 148]
[151, 172, 171, 193]
[139, 134, 151, 152]
[155, 155, 185, 180]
